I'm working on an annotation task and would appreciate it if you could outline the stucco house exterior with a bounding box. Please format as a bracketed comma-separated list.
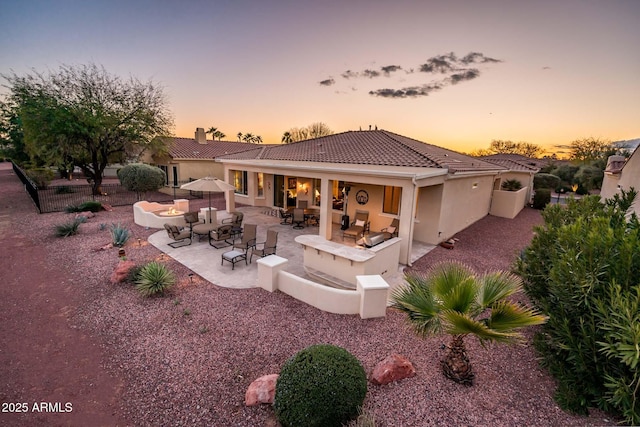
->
[601, 150, 640, 215]
[142, 128, 259, 187]
[215, 129, 526, 265]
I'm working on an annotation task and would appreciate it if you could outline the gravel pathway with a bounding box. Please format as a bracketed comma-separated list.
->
[0, 164, 617, 426]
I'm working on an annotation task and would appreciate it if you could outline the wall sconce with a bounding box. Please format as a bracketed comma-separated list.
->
[472, 182, 478, 189]
[299, 183, 308, 194]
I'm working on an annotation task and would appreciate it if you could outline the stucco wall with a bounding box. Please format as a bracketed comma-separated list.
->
[437, 175, 494, 241]
[601, 152, 640, 215]
[413, 185, 443, 244]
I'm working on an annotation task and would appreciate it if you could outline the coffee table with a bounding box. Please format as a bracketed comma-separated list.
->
[221, 250, 247, 270]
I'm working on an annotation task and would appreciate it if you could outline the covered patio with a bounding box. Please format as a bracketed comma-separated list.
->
[147, 206, 435, 294]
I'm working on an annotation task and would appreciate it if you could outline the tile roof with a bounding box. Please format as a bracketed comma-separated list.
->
[478, 154, 547, 172]
[218, 130, 502, 173]
[164, 137, 260, 160]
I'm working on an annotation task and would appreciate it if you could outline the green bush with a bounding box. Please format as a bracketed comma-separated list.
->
[110, 223, 130, 247]
[501, 179, 523, 191]
[26, 167, 54, 188]
[533, 173, 560, 190]
[274, 344, 367, 427]
[117, 163, 166, 200]
[516, 189, 640, 424]
[136, 262, 175, 296]
[65, 200, 103, 213]
[55, 219, 81, 237]
[532, 189, 551, 209]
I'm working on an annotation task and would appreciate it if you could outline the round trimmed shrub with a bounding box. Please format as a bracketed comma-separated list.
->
[274, 344, 367, 427]
[533, 188, 551, 209]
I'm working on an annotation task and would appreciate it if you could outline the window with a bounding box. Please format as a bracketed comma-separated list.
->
[332, 180, 346, 210]
[232, 170, 248, 195]
[159, 165, 169, 186]
[312, 178, 321, 206]
[383, 186, 401, 214]
[256, 173, 264, 197]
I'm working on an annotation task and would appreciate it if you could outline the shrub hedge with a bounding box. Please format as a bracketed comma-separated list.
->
[516, 189, 639, 424]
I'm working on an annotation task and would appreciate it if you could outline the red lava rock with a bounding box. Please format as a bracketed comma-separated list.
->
[245, 374, 279, 406]
[370, 354, 416, 385]
[102, 203, 113, 211]
[110, 260, 136, 284]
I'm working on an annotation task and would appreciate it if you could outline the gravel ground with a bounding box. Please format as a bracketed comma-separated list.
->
[1, 165, 618, 426]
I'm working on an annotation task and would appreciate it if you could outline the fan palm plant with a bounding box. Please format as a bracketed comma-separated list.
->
[391, 262, 547, 386]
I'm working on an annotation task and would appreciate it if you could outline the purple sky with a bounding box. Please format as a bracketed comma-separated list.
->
[1, 0, 638, 154]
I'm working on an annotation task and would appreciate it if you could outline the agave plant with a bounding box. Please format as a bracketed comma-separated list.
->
[135, 262, 175, 297]
[110, 223, 130, 247]
[391, 262, 547, 386]
[55, 219, 81, 237]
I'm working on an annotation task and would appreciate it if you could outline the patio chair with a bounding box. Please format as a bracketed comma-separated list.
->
[250, 229, 278, 263]
[209, 224, 234, 248]
[279, 208, 292, 225]
[381, 218, 399, 239]
[222, 211, 244, 237]
[342, 209, 370, 240]
[291, 208, 305, 229]
[183, 211, 202, 233]
[233, 223, 257, 253]
[164, 224, 192, 248]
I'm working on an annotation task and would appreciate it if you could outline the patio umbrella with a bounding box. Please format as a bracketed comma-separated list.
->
[180, 177, 235, 223]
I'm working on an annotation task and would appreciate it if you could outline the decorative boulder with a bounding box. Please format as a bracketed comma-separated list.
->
[110, 260, 136, 284]
[245, 374, 279, 406]
[77, 211, 95, 219]
[370, 354, 416, 385]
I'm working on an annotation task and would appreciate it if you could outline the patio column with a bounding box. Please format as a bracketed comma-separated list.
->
[225, 189, 236, 213]
[398, 182, 417, 265]
[319, 178, 332, 240]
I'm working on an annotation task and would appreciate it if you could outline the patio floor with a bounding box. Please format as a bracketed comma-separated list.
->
[148, 206, 435, 293]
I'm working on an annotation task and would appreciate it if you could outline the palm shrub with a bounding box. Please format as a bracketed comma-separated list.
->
[110, 223, 130, 247]
[135, 262, 175, 296]
[501, 179, 523, 191]
[516, 189, 639, 424]
[391, 262, 547, 386]
[274, 344, 367, 427]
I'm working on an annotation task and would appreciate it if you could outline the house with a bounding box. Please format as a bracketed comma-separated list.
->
[600, 150, 640, 215]
[216, 129, 520, 265]
[143, 128, 260, 187]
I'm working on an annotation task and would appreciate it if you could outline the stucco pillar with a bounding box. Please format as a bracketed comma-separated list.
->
[225, 189, 236, 213]
[319, 178, 332, 240]
[398, 182, 416, 265]
[356, 275, 390, 319]
[257, 255, 288, 292]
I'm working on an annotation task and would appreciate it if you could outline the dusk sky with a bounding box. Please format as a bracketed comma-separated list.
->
[1, 0, 639, 154]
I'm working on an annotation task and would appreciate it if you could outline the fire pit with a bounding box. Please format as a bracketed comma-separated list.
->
[156, 208, 184, 217]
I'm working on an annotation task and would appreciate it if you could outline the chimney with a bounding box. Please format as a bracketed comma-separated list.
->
[195, 128, 207, 144]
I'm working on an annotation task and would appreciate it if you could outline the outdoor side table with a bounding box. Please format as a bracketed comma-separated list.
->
[221, 250, 247, 270]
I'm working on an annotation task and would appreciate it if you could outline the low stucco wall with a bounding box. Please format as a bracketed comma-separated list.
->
[490, 187, 528, 219]
[257, 255, 389, 318]
[133, 200, 189, 228]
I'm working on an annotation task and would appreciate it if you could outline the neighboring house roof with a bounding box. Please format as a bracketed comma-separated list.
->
[478, 154, 547, 172]
[164, 137, 260, 160]
[218, 130, 503, 174]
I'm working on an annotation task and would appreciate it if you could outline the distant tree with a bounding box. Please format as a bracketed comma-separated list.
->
[569, 137, 613, 164]
[282, 122, 333, 143]
[470, 140, 545, 158]
[237, 132, 242, 142]
[575, 164, 604, 191]
[206, 127, 226, 141]
[117, 163, 166, 200]
[0, 98, 29, 164]
[2, 63, 173, 194]
[239, 132, 262, 144]
[281, 131, 293, 144]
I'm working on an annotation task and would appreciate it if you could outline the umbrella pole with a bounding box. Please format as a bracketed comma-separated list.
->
[208, 192, 212, 223]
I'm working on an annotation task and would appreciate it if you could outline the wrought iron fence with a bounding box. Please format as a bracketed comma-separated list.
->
[12, 162, 204, 213]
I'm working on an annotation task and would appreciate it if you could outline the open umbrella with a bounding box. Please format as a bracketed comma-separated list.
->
[180, 177, 235, 223]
